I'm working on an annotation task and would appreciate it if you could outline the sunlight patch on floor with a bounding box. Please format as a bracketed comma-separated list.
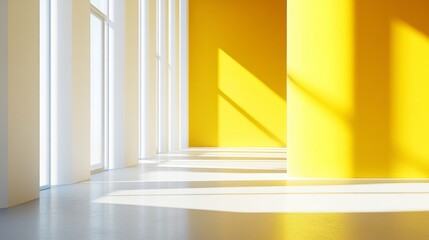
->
[94, 183, 429, 213]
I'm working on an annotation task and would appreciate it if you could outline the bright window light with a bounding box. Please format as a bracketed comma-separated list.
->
[90, 13, 105, 169]
[39, 0, 50, 188]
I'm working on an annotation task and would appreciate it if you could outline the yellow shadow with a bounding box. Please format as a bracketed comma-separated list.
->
[218, 49, 286, 147]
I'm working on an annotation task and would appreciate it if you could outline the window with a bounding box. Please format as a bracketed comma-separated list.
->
[40, 0, 50, 189]
[90, 0, 109, 171]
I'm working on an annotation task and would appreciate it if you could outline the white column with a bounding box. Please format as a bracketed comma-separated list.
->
[109, 0, 140, 168]
[157, 0, 169, 153]
[109, 0, 126, 168]
[141, 0, 187, 156]
[168, 0, 180, 152]
[179, 0, 189, 149]
[125, 0, 140, 166]
[51, 0, 90, 185]
[140, 0, 158, 158]
[0, 0, 40, 208]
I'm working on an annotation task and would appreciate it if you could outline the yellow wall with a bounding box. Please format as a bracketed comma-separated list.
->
[189, 0, 287, 147]
[288, 0, 429, 177]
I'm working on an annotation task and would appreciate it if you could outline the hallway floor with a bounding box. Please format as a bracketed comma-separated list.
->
[2, 148, 429, 239]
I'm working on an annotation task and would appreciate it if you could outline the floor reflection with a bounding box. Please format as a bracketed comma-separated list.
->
[3, 148, 429, 239]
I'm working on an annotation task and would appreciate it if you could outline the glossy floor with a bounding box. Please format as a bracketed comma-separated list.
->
[2, 148, 429, 239]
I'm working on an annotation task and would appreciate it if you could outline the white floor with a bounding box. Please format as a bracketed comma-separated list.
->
[2, 148, 429, 239]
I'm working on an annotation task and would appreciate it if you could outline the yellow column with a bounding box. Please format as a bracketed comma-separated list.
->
[287, 0, 354, 177]
[288, 0, 429, 178]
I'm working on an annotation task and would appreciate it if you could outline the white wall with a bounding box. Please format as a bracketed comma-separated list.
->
[51, 0, 90, 185]
[0, 0, 40, 208]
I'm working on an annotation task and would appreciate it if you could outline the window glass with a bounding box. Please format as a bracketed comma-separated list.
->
[90, 14, 104, 168]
